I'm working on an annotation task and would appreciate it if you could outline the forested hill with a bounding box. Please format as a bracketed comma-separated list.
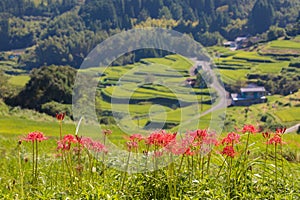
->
[0, 0, 299, 68]
[79, 0, 299, 35]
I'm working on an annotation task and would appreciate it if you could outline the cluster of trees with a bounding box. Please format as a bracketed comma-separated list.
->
[8, 65, 76, 111]
[0, 0, 77, 17]
[0, 0, 299, 67]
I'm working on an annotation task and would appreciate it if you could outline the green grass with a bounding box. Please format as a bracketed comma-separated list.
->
[142, 54, 193, 71]
[102, 84, 211, 103]
[0, 116, 75, 136]
[255, 62, 288, 73]
[269, 40, 300, 50]
[8, 75, 30, 87]
[99, 98, 172, 115]
[275, 107, 300, 122]
[0, 126, 299, 199]
[218, 69, 249, 81]
[233, 52, 275, 63]
[261, 38, 300, 56]
[151, 104, 211, 123]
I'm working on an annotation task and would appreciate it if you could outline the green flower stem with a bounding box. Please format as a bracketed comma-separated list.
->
[275, 144, 278, 188]
[178, 155, 184, 173]
[263, 142, 268, 184]
[121, 151, 131, 190]
[201, 156, 205, 180]
[18, 144, 24, 198]
[35, 140, 38, 181]
[207, 151, 212, 175]
[217, 156, 227, 177]
[32, 141, 35, 181]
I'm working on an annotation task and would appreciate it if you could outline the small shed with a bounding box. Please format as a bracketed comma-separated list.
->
[231, 86, 267, 106]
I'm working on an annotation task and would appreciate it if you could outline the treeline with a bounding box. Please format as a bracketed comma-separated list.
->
[79, 0, 300, 38]
[0, 0, 299, 68]
[0, 0, 77, 17]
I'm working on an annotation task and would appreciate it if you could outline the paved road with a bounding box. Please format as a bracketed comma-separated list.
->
[178, 59, 228, 132]
[190, 58, 228, 117]
[286, 123, 300, 133]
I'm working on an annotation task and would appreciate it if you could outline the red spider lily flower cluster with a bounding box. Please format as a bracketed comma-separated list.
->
[242, 124, 258, 134]
[262, 128, 286, 146]
[220, 132, 240, 158]
[148, 130, 219, 157]
[81, 137, 107, 153]
[221, 132, 240, 145]
[23, 131, 48, 143]
[57, 134, 78, 151]
[276, 127, 286, 135]
[56, 112, 65, 121]
[267, 134, 284, 145]
[262, 132, 271, 139]
[145, 130, 177, 147]
[126, 141, 138, 151]
[57, 134, 107, 153]
[128, 134, 144, 142]
[190, 129, 208, 141]
[221, 145, 235, 158]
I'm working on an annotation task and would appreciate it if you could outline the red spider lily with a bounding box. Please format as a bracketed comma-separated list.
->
[165, 139, 186, 155]
[184, 147, 195, 156]
[63, 134, 77, 143]
[267, 135, 285, 145]
[146, 130, 177, 147]
[221, 132, 240, 145]
[221, 145, 236, 158]
[203, 132, 219, 146]
[102, 129, 112, 136]
[57, 134, 78, 151]
[56, 112, 65, 121]
[126, 141, 138, 151]
[125, 134, 144, 142]
[276, 127, 286, 135]
[81, 137, 107, 153]
[262, 132, 271, 139]
[242, 124, 258, 134]
[23, 131, 48, 143]
[57, 140, 71, 151]
[190, 129, 208, 141]
[92, 141, 107, 153]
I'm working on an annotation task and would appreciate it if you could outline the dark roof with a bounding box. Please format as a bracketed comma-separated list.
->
[241, 87, 266, 93]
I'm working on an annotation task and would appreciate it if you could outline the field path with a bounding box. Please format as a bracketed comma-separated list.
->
[286, 123, 300, 133]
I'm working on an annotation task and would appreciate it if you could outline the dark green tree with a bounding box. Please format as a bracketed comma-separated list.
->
[10, 65, 76, 109]
[249, 0, 275, 34]
[158, 6, 172, 19]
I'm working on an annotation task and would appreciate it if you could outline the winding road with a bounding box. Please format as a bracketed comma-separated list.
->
[189, 58, 228, 117]
[189, 58, 299, 134]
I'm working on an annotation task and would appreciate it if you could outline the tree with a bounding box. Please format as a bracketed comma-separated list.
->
[0, 14, 10, 51]
[170, 3, 183, 20]
[158, 6, 172, 20]
[267, 26, 286, 41]
[195, 71, 212, 89]
[204, 0, 215, 15]
[9, 65, 76, 109]
[249, 0, 275, 34]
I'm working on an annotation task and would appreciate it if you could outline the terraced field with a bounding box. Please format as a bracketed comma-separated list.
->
[96, 54, 215, 131]
[209, 37, 300, 85]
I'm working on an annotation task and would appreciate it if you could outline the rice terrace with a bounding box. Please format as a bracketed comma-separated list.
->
[0, 0, 300, 199]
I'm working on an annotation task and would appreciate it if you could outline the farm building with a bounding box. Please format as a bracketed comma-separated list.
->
[231, 86, 267, 106]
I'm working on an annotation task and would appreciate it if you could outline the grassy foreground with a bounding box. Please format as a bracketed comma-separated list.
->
[0, 119, 300, 199]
